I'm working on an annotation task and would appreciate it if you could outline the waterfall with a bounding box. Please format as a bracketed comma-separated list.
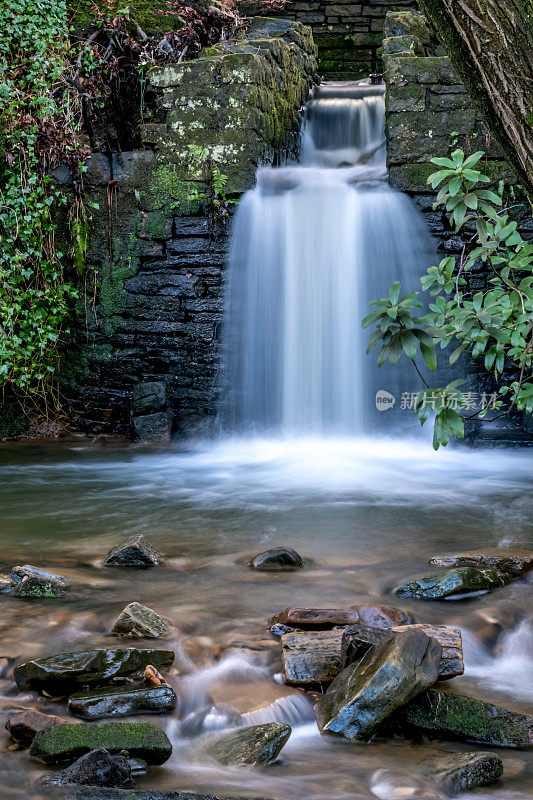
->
[222, 81, 435, 435]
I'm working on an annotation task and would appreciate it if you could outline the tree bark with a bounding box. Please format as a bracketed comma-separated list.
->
[417, 0, 533, 195]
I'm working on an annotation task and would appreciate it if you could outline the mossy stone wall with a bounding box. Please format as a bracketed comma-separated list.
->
[61, 18, 317, 439]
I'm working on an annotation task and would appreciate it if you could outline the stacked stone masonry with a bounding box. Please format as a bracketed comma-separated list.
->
[243, 0, 417, 79]
[62, 19, 317, 440]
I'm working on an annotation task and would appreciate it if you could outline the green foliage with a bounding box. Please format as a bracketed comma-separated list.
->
[363, 149, 533, 449]
[0, 0, 81, 400]
[187, 144, 237, 221]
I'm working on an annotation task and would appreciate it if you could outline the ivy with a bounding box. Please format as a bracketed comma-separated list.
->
[363, 149, 533, 449]
[0, 0, 82, 402]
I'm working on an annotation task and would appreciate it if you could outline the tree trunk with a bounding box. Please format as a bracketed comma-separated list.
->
[417, 0, 533, 195]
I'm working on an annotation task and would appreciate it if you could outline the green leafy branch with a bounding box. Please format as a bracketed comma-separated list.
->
[363, 149, 533, 449]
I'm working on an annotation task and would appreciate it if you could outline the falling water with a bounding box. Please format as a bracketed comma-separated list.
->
[222, 81, 435, 434]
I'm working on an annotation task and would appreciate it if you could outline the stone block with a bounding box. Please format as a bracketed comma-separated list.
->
[384, 10, 430, 43]
[133, 413, 171, 442]
[387, 83, 425, 112]
[112, 151, 155, 186]
[132, 382, 167, 414]
[386, 56, 461, 85]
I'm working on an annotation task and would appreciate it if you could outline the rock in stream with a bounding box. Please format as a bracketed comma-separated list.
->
[104, 535, 159, 568]
[68, 684, 177, 719]
[110, 602, 173, 638]
[204, 722, 292, 766]
[6, 710, 68, 746]
[41, 747, 133, 787]
[429, 548, 533, 578]
[30, 721, 172, 765]
[250, 547, 304, 571]
[393, 566, 508, 600]
[316, 628, 441, 740]
[14, 648, 174, 692]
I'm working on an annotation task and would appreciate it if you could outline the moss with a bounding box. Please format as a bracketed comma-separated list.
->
[141, 165, 204, 214]
[67, 0, 177, 36]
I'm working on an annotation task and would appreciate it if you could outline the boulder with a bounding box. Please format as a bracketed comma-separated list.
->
[281, 629, 345, 685]
[250, 547, 304, 571]
[393, 687, 533, 747]
[341, 623, 463, 680]
[420, 750, 503, 794]
[14, 648, 174, 692]
[272, 604, 412, 629]
[11, 576, 67, 599]
[316, 629, 441, 741]
[68, 685, 177, 719]
[429, 548, 533, 578]
[393, 566, 508, 600]
[6, 710, 69, 746]
[30, 721, 172, 765]
[204, 722, 291, 766]
[110, 603, 173, 639]
[41, 747, 133, 787]
[104, 535, 159, 568]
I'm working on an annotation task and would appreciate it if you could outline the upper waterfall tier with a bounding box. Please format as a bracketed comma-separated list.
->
[301, 82, 386, 168]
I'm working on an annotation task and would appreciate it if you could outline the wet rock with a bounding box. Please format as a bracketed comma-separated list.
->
[104, 535, 159, 568]
[68, 684, 177, 719]
[204, 722, 291, 766]
[11, 576, 67, 599]
[250, 547, 304, 571]
[110, 603, 173, 639]
[6, 710, 69, 746]
[41, 747, 133, 787]
[0, 575, 15, 592]
[393, 687, 533, 747]
[48, 790, 274, 800]
[370, 768, 442, 800]
[316, 629, 441, 741]
[429, 548, 533, 578]
[420, 750, 503, 794]
[180, 704, 243, 737]
[341, 623, 463, 680]
[14, 648, 174, 692]
[281, 629, 345, 685]
[393, 566, 508, 600]
[9, 565, 68, 584]
[272, 604, 412, 629]
[270, 623, 295, 638]
[30, 721, 172, 765]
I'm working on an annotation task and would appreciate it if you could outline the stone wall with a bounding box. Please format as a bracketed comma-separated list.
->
[243, 0, 417, 79]
[61, 18, 317, 440]
[383, 10, 532, 444]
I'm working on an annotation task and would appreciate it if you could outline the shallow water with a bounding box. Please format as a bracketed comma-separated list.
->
[0, 437, 531, 798]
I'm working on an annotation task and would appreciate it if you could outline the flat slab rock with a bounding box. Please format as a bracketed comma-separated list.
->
[341, 623, 463, 680]
[393, 566, 508, 600]
[68, 684, 177, 719]
[392, 687, 533, 748]
[273, 604, 413, 629]
[204, 722, 291, 766]
[110, 602, 173, 639]
[41, 747, 132, 788]
[316, 628, 442, 741]
[6, 710, 68, 746]
[14, 648, 174, 692]
[30, 721, 172, 765]
[429, 548, 533, 578]
[281, 629, 345, 685]
[104, 535, 159, 568]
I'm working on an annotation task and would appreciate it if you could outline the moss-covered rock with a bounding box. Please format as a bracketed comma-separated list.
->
[14, 648, 174, 692]
[393, 688, 533, 748]
[393, 566, 509, 600]
[30, 721, 172, 764]
[111, 602, 173, 638]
